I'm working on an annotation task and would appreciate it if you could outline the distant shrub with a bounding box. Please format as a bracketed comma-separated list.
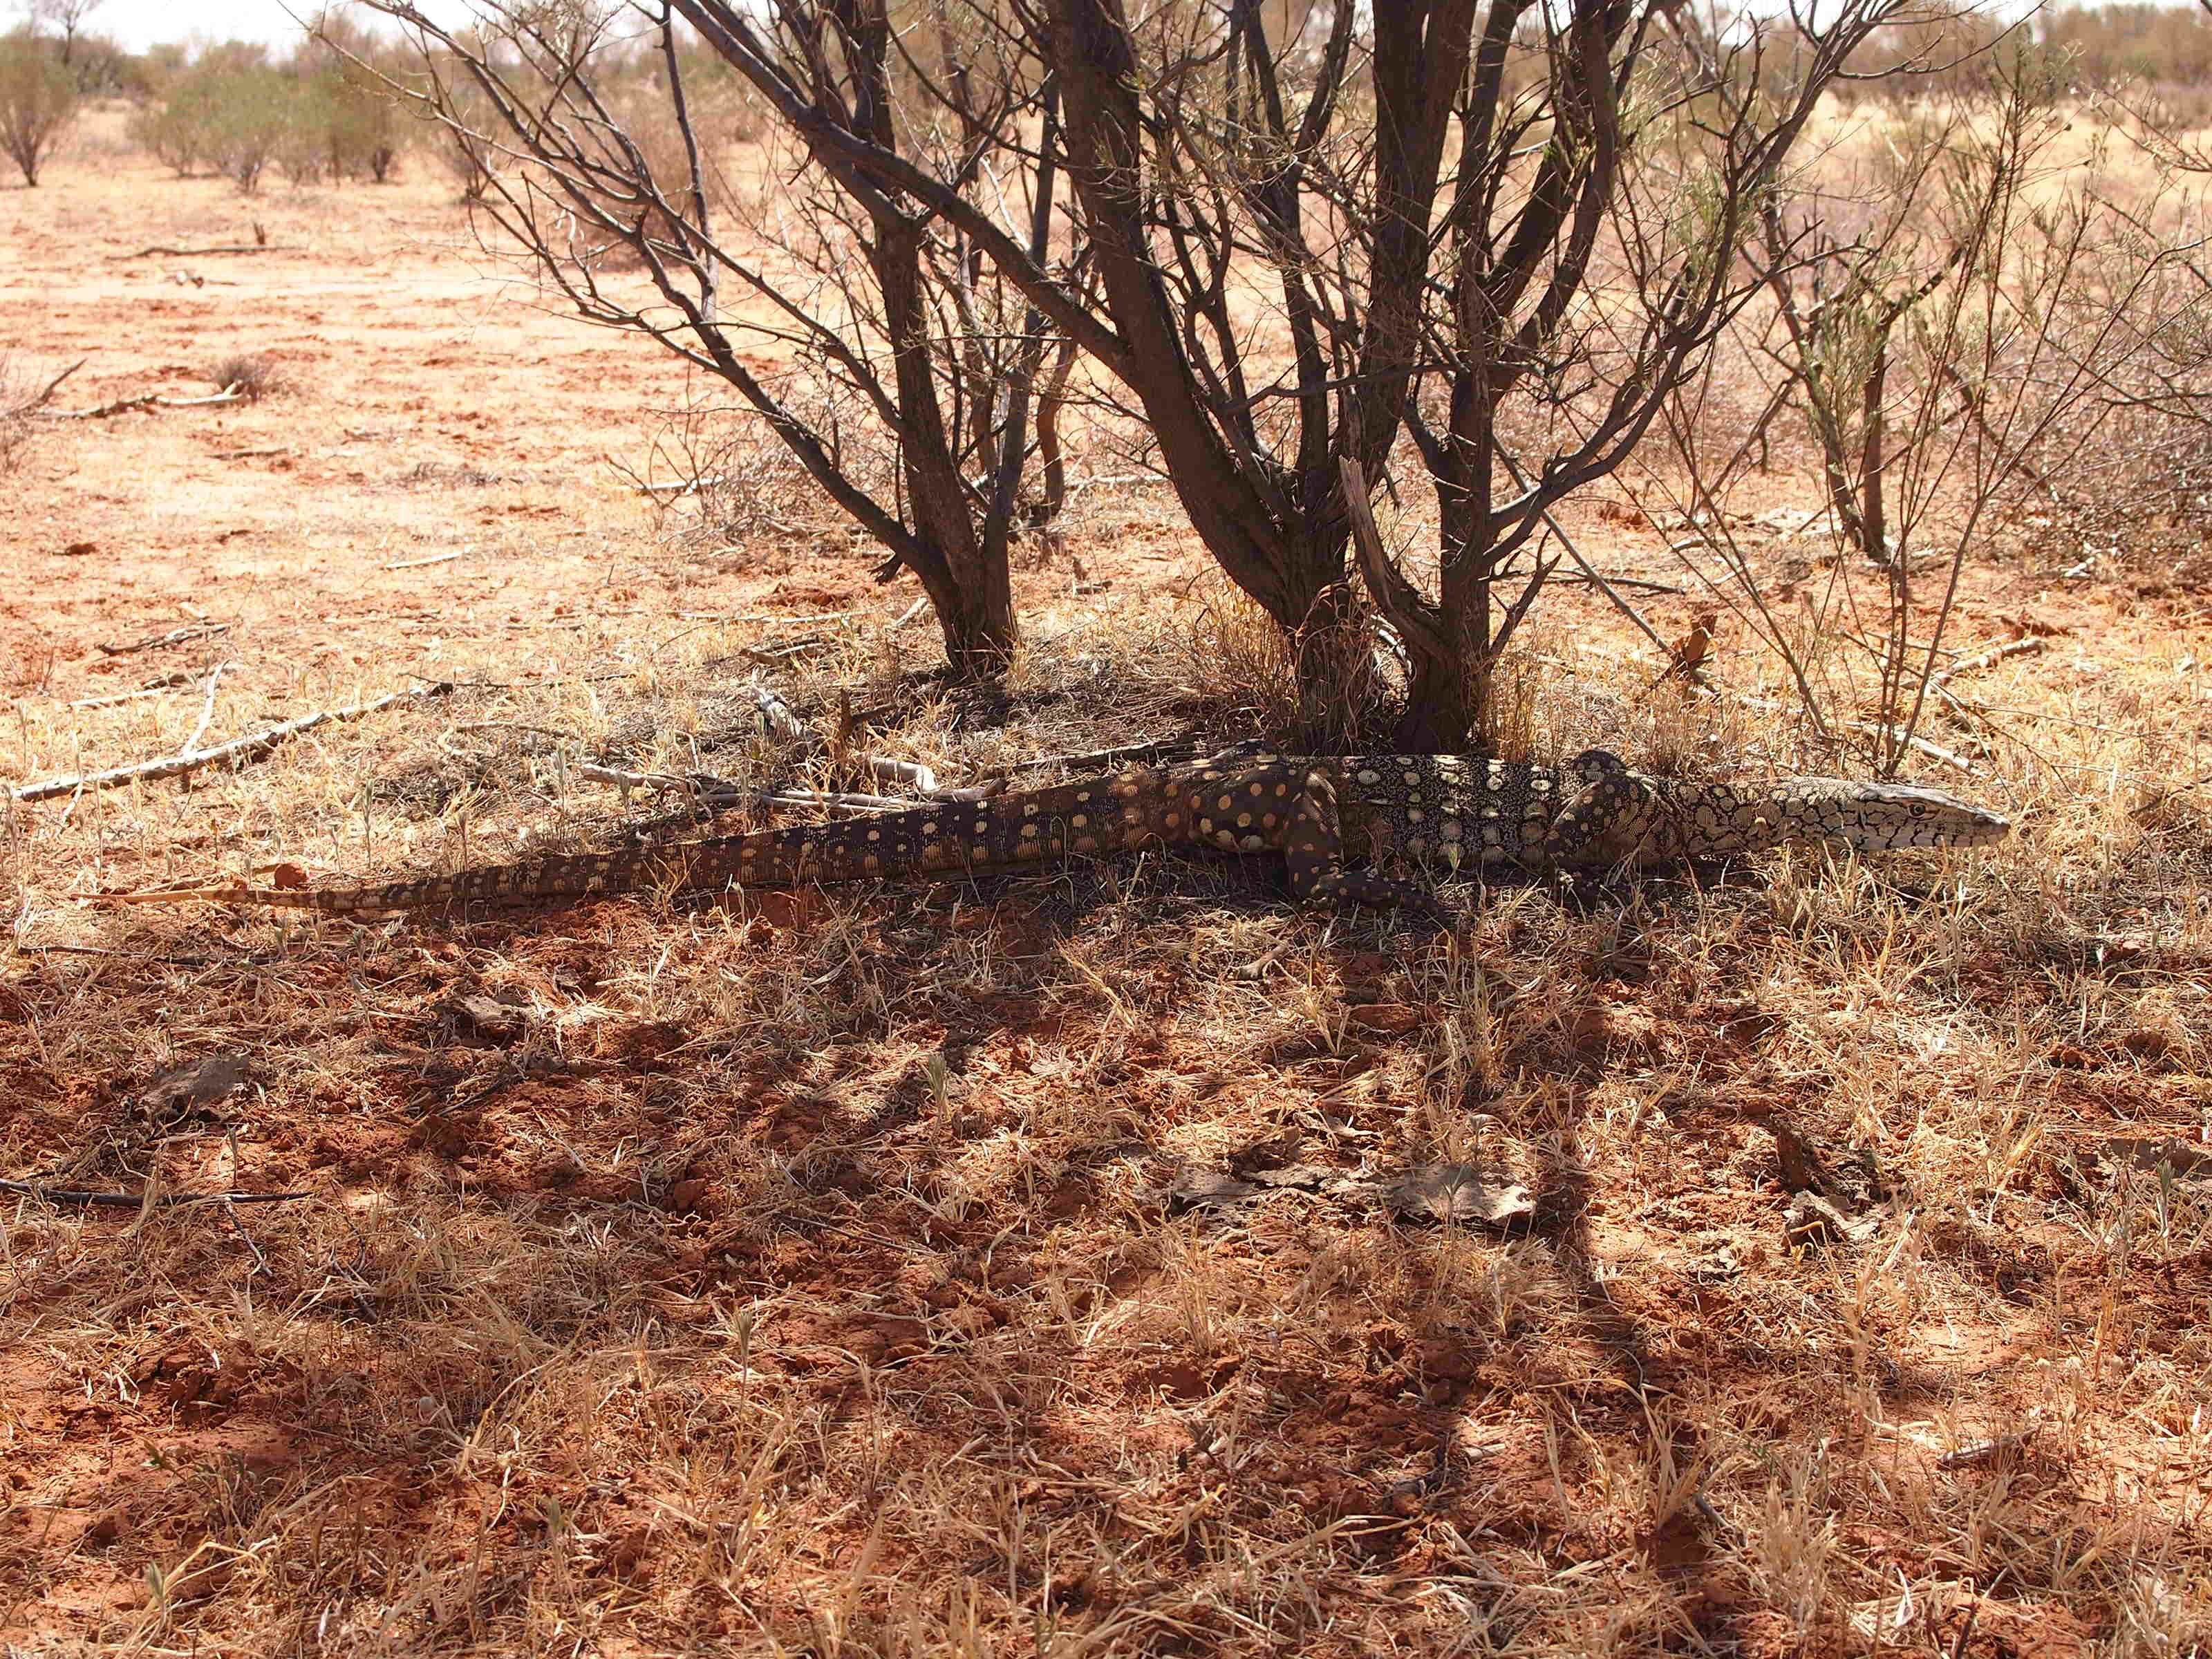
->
[0, 28, 79, 187]
[129, 50, 274, 180]
[326, 68, 402, 182]
[131, 45, 404, 191]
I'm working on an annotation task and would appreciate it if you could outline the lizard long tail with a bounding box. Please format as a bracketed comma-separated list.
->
[102, 775, 1157, 917]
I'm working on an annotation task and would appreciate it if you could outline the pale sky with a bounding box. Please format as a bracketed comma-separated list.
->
[49, 0, 2209, 57]
[70, 0, 317, 53]
[49, 0, 472, 53]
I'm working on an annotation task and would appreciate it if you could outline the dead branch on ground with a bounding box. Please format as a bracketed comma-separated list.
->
[0, 1178, 310, 1208]
[6, 357, 86, 419]
[10, 683, 457, 804]
[95, 621, 231, 656]
[110, 245, 281, 259]
[47, 384, 245, 420]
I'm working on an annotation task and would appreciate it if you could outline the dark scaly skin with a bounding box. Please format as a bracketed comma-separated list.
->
[135, 749, 2009, 920]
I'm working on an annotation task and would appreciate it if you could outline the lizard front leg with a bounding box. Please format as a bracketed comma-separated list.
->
[1280, 767, 1454, 928]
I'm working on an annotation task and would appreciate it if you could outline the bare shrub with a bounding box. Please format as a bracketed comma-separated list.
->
[0, 354, 77, 473]
[1648, 54, 2198, 769]
[1020, 0, 1909, 747]
[131, 50, 290, 189]
[1, 370, 39, 476]
[347, 0, 1074, 682]
[1186, 583, 1407, 755]
[0, 26, 79, 186]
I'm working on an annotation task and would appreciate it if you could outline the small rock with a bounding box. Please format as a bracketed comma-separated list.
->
[81, 1508, 129, 1548]
[2103, 1136, 2212, 1183]
[1772, 1121, 1833, 1194]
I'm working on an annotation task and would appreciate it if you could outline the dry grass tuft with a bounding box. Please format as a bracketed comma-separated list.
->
[206, 353, 288, 402]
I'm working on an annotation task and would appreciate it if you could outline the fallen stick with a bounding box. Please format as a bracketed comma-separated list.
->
[995, 738, 1201, 776]
[213, 446, 289, 462]
[1727, 695, 1982, 774]
[111, 244, 279, 259]
[10, 682, 456, 803]
[6, 356, 86, 418]
[95, 622, 231, 657]
[676, 608, 858, 625]
[1937, 1420, 2042, 1470]
[68, 669, 202, 709]
[382, 552, 461, 571]
[178, 661, 232, 756]
[740, 636, 830, 663]
[576, 762, 920, 816]
[1, 1178, 309, 1208]
[1934, 635, 2043, 684]
[1553, 572, 1686, 596]
[1859, 724, 1977, 774]
[865, 757, 938, 792]
[635, 473, 729, 496]
[47, 385, 245, 420]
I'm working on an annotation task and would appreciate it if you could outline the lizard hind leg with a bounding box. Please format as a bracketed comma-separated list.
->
[1540, 766, 1665, 870]
[1282, 767, 1453, 928]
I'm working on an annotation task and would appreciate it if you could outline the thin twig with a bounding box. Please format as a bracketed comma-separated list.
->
[1551, 572, 1685, 596]
[1495, 449, 1674, 656]
[1934, 636, 2042, 684]
[67, 670, 202, 709]
[223, 1199, 271, 1273]
[634, 472, 729, 496]
[178, 662, 232, 756]
[95, 622, 230, 657]
[10, 683, 457, 803]
[576, 761, 921, 817]
[382, 552, 461, 571]
[7, 356, 86, 418]
[110, 245, 281, 259]
[46, 386, 245, 420]
[1, 1179, 310, 1208]
[675, 608, 858, 625]
[1937, 1421, 2041, 1470]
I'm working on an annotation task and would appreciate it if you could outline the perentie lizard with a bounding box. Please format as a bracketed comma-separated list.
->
[113, 749, 2009, 921]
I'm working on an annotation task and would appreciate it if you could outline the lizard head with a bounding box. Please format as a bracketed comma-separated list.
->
[1549, 768, 2009, 865]
[1741, 778, 2012, 855]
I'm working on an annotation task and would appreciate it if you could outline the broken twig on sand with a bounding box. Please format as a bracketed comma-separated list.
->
[95, 621, 230, 657]
[6, 357, 86, 418]
[178, 662, 232, 756]
[111, 244, 279, 259]
[47, 385, 245, 420]
[10, 683, 456, 803]
[1, 1178, 310, 1208]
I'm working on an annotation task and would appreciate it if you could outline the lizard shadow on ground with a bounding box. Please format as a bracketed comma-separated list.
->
[5, 843, 2099, 1644]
